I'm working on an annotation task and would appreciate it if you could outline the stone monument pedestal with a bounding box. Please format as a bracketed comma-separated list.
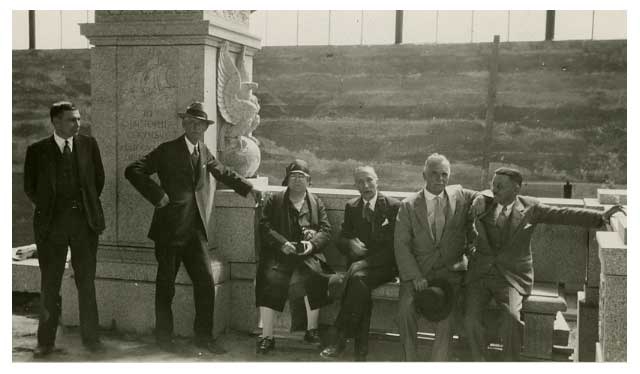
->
[66, 10, 261, 338]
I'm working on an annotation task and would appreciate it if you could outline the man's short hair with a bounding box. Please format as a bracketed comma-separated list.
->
[423, 153, 451, 172]
[354, 165, 378, 180]
[494, 167, 523, 186]
[50, 101, 76, 121]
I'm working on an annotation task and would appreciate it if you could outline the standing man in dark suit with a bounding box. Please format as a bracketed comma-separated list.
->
[24, 101, 106, 357]
[464, 167, 624, 361]
[320, 166, 401, 361]
[125, 102, 260, 354]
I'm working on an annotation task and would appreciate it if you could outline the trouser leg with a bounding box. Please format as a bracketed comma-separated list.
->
[181, 232, 215, 340]
[494, 283, 524, 361]
[397, 281, 419, 361]
[464, 279, 492, 361]
[36, 239, 69, 347]
[69, 231, 99, 345]
[154, 243, 181, 341]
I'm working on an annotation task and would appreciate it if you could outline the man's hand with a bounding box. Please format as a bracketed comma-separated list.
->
[470, 195, 486, 217]
[249, 188, 263, 205]
[603, 204, 626, 222]
[349, 238, 368, 258]
[280, 241, 296, 255]
[156, 194, 170, 208]
[412, 277, 429, 292]
[299, 241, 314, 256]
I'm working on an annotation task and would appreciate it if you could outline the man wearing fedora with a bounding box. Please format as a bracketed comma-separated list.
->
[24, 101, 106, 357]
[125, 102, 260, 354]
[320, 166, 401, 361]
[464, 167, 624, 361]
[395, 153, 478, 361]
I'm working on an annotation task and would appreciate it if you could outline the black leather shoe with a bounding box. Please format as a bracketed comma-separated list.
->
[257, 336, 275, 354]
[195, 339, 227, 355]
[320, 344, 345, 359]
[304, 329, 321, 344]
[33, 345, 54, 358]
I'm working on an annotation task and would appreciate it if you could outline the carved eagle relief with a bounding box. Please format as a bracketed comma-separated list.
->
[217, 41, 261, 150]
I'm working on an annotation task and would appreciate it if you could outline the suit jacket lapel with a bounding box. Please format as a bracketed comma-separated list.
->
[444, 185, 457, 225]
[415, 190, 435, 242]
[372, 194, 387, 227]
[195, 140, 206, 188]
[73, 136, 88, 182]
[307, 190, 318, 227]
[506, 198, 526, 241]
[47, 136, 58, 194]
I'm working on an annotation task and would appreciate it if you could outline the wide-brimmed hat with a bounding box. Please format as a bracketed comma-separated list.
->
[414, 278, 455, 322]
[178, 102, 215, 124]
[281, 159, 311, 186]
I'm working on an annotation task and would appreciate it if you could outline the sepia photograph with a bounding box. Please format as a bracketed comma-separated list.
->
[8, 0, 632, 367]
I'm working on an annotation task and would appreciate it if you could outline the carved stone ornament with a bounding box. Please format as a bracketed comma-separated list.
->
[217, 41, 261, 177]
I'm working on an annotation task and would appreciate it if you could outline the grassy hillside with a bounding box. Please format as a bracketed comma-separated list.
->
[252, 40, 626, 189]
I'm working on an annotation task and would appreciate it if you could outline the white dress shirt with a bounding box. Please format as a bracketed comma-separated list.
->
[53, 132, 73, 153]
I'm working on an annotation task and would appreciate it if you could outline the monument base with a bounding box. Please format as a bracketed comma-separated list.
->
[61, 250, 231, 338]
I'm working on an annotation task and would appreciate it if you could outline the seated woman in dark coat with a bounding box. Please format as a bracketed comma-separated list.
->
[255, 159, 333, 354]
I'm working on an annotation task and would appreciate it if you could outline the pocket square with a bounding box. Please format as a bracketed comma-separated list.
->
[381, 218, 390, 226]
[523, 223, 533, 229]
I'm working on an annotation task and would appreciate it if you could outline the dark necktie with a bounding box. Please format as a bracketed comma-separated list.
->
[191, 145, 200, 180]
[363, 201, 373, 223]
[495, 205, 510, 247]
[62, 139, 72, 172]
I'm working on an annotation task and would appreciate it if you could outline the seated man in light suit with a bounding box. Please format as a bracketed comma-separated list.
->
[464, 167, 624, 361]
[394, 153, 478, 361]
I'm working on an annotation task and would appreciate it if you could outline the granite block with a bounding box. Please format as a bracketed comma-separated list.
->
[62, 276, 229, 338]
[576, 291, 598, 362]
[522, 313, 555, 359]
[599, 275, 626, 362]
[95, 251, 228, 285]
[597, 232, 627, 275]
[586, 229, 601, 288]
[12, 260, 43, 293]
[214, 205, 258, 263]
[597, 189, 627, 205]
[229, 262, 257, 280]
[229, 280, 257, 332]
[90, 46, 118, 244]
[522, 295, 566, 314]
[532, 224, 588, 286]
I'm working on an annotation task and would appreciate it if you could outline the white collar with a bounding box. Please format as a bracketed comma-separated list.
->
[185, 137, 199, 155]
[362, 192, 378, 210]
[496, 200, 516, 217]
[423, 187, 446, 201]
[53, 132, 73, 153]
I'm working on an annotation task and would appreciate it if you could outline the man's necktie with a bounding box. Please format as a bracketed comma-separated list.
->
[191, 146, 200, 180]
[495, 205, 510, 247]
[62, 139, 72, 172]
[363, 201, 373, 223]
[495, 205, 509, 229]
[433, 196, 446, 242]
